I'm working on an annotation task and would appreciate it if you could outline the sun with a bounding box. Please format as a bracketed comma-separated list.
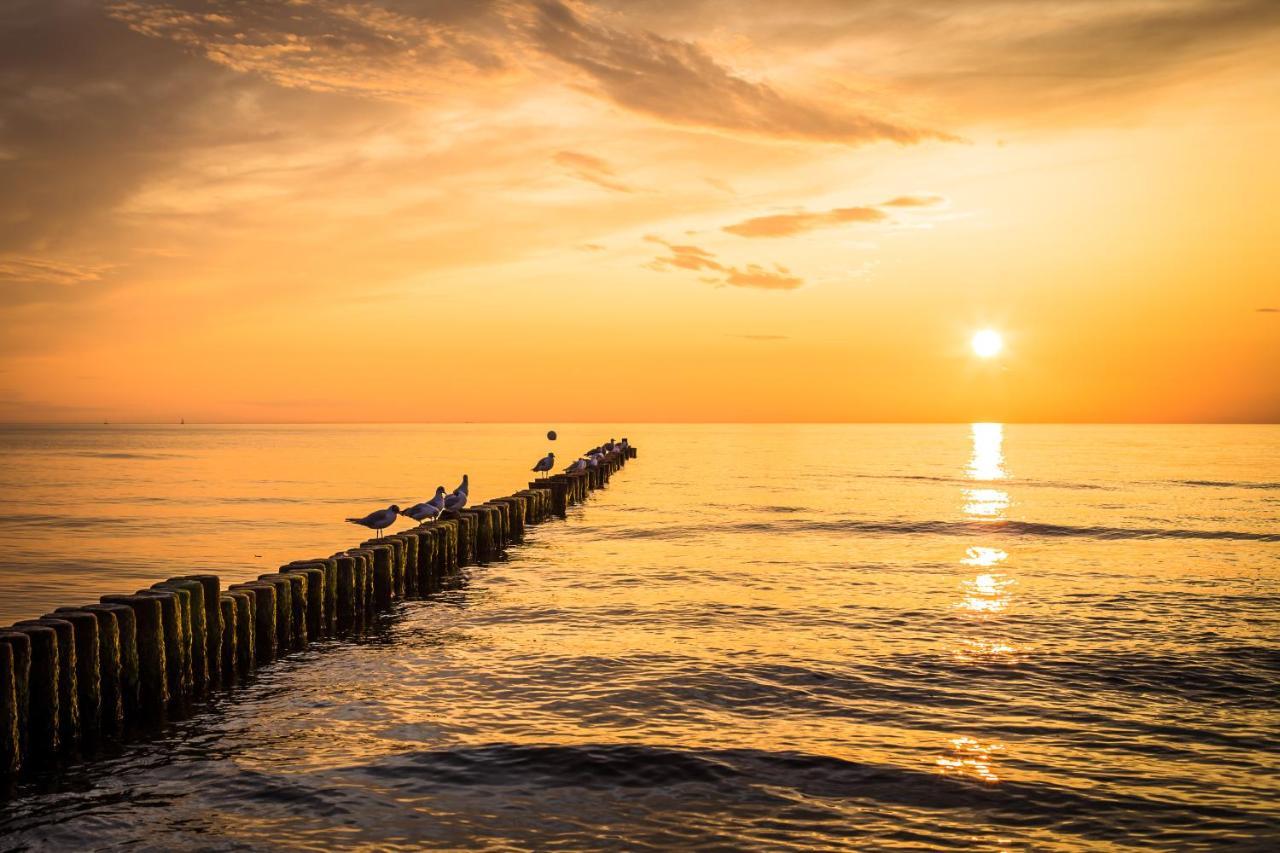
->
[971, 329, 1004, 358]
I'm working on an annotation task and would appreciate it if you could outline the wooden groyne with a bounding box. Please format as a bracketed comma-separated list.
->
[0, 442, 637, 794]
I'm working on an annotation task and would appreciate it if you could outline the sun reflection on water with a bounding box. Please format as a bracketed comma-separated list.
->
[936, 735, 1004, 783]
[942, 424, 1018, 778]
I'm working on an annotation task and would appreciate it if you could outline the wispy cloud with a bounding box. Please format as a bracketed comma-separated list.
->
[530, 0, 948, 146]
[553, 150, 632, 193]
[0, 257, 112, 286]
[724, 206, 887, 238]
[1257, 307, 1279, 313]
[645, 236, 802, 290]
[880, 194, 946, 208]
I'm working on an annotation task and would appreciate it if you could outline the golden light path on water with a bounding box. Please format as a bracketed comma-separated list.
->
[942, 423, 1016, 783]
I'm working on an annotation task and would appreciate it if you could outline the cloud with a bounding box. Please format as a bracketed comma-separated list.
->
[1257, 307, 1279, 313]
[733, 334, 788, 341]
[645, 236, 803, 290]
[0, 258, 111, 286]
[530, 0, 947, 146]
[881, 194, 946, 207]
[105, 0, 512, 99]
[553, 150, 633, 192]
[724, 206, 887, 238]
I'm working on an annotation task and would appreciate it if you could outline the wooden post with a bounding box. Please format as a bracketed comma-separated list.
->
[331, 555, 358, 634]
[0, 642, 20, 782]
[133, 590, 186, 712]
[281, 565, 324, 641]
[100, 594, 167, 722]
[254, 576, 293, 655]
[183, 575, 223, 691]
[229, 583, 276, 665]
[81, 603, 137, 728]
[157, 579, 207, 696]
[16, 618, 78, 754]
[0, 631, 31, 765]
[217, 595, 237, 688]
[224, 590, 255, 679]
[51, 609, 114, 740]
[10, 624, 57, 760]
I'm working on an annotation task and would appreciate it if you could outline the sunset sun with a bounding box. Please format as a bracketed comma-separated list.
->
[971, 329, 1004, 359]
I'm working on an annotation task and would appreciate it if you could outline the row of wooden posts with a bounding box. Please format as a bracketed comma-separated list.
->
[0, 444, 637, 793]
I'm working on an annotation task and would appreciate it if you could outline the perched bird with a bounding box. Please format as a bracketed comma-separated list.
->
[401, 487, 447, 523]
[564, 458, 588, 474]
[532, 451, 555, 477]
[444, 489, 468, 513]
[346, 504, 401, 537]
[451, 474, 469, 498]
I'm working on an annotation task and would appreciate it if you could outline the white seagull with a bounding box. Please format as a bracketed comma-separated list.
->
[532, 451, 555, 478]
[401, 487, 447, 523]
[346, 504, 401, 537]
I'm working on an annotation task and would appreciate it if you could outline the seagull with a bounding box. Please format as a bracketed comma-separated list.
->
[587, 452, 603, 468]
[451, 474, 469, 498]
[346, 504, 401, 537]
[564, 458, 588, 474]
[444, 489, 468, 513]
[532, 451, 555, 478]
[401, 487, 447, 523]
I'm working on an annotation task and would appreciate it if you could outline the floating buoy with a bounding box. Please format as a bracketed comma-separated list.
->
[547, 430, 557, 441]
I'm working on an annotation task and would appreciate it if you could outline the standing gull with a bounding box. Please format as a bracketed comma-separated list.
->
[564, 458, 587, 474]
[451, 474, 469, 498]
[532, 452, 555, 478]
[345, 504, 401, 537]
[401, 487, 447, 523]
[444, 489, 468, 514]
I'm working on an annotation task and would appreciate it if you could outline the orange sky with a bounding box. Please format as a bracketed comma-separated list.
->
[1, 0, 1278, 423]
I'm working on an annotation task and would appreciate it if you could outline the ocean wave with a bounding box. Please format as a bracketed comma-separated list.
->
[611, 517, 1280, 542]
[1174, 479, 1280, 490]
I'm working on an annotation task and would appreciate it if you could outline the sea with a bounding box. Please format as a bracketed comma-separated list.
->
[0, 423, 1277, 850]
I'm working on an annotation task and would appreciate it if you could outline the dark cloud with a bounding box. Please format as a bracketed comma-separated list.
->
[553, 150, 633, 192]
[724, 206, 886, 238]
[644, 236, 803, 290]
[530, 0, 946, 146]
[1257, 308, 1279, 313]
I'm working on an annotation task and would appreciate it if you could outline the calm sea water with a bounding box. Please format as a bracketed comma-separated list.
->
[0, 424, 1277, 850]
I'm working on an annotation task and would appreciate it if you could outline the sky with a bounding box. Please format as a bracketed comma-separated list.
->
[1, 0, 1278, 423]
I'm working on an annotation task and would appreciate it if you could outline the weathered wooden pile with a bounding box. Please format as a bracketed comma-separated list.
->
[0, 442, 637, 793]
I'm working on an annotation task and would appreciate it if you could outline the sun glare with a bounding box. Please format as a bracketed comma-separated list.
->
[971, 329, 1004, 359]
